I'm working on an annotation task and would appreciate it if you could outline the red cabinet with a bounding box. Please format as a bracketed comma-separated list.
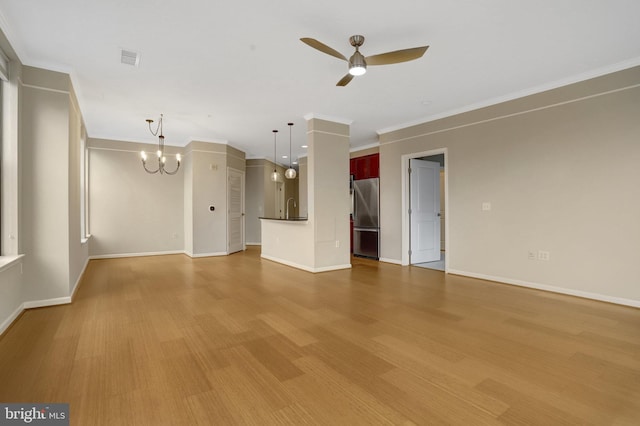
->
[350, 153, 379, 180]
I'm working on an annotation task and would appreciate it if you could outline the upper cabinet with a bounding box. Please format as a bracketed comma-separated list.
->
[350, 153, 379, 180]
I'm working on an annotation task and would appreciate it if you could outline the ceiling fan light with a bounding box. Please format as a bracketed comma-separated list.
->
[349, 65, 366, 76]
[349, 51, 367, 76]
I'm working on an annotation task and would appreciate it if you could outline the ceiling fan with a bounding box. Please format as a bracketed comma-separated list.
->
[300, 35, 429, 86]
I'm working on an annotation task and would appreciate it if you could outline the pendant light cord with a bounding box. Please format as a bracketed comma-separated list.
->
[288, 123, 293, 168]
[272, 130, 278, 173]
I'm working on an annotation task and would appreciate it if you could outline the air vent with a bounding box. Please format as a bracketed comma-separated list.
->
[120, 49, 140, 67]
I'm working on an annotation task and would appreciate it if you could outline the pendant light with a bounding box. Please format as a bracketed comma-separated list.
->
[285, 122, 297, 179]
[270, 130, 280, 182]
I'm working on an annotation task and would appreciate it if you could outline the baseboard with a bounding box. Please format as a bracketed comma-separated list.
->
[0, 303, 25, 336]
[186, 251, 228, 258]
[314, 263, 352, 273]
[93, 251, 230, 259]
[246, 242, 261, 246]
[23, 296, 72, 310]
[89, 250, 185, 260]
[261, 254, 315, 272]
[70, 256, 91, 300]
[1, 257, 90, 337]
[379, 257, 402, 265]
[448, 269, 640, 309]
[261, 254, 351, 273]
[4, 294, 82, 337]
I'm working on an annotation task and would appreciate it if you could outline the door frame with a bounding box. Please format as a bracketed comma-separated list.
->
[227, 167, 246, 254]
[401, 148, 448, 269]
[408, 158, 441, 264]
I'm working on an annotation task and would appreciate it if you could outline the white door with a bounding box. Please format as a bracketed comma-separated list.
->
[227, 168, 245, 254]
[410, 159, 441, 263]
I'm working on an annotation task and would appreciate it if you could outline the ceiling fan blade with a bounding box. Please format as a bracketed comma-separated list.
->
[336, 73, 354, 87]
[300, 38, 347, 61]
[365, 46, 429, 66]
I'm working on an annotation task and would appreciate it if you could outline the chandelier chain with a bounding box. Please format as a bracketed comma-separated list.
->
[147, 113, 163, 137]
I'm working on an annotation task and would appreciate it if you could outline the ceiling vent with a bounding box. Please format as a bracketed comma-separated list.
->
[120, 49, 140, 67]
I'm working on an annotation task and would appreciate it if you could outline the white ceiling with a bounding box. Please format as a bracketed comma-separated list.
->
[1, 1, 639, 164]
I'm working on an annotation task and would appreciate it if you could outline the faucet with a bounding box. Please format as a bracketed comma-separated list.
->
[286, 198, 297, 219]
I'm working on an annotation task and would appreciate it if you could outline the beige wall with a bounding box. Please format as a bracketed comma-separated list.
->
[0, 263, 23, 333]
[183, 146, 194, 253]
[67, 87, 89, 293]
[298, 156, 307, 217]
[284, 174, 299, 218]
[0, 63, 90, 320]
[21, 67, 88, 302]
[186, 142, 225, 256]
[246, 159, 298, 244]
[257, 160, 287, 219]
[88, 139, 245, 258]
[184, 142, 245, 256]
[21, 77, 70, 301]
[307, 118, 351, 268]
[379, 66, 640, 305]
[245, 159, 266, 244]
[88, 138, 184, 256]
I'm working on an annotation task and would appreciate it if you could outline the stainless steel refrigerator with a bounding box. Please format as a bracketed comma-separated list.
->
[353, 177, 379, 259]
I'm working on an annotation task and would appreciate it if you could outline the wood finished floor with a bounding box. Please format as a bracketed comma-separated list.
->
[1, 247, 639, 425]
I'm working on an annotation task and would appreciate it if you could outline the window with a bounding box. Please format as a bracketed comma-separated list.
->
[80, 125, 90, 241]
[0, 50, 7, 255]
[0, 81, 3, 251]
[0, 47, 19, 260]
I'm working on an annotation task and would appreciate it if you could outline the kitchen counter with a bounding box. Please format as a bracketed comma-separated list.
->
[259, 217, 308, 222]
[260, 215, 350, 273]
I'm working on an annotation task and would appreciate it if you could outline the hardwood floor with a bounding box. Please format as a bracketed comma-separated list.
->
[1, 246, 639, 425]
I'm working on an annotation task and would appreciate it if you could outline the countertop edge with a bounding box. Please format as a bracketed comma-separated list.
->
[259, 217, 309, 222]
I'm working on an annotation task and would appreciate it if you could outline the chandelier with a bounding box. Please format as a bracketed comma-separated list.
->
[140, 114, 181, 175]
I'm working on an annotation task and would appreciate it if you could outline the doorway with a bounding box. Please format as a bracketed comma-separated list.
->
[227, 168, 245, 254]
[401, 149, 448, 270]
[275, 181, 284, 219]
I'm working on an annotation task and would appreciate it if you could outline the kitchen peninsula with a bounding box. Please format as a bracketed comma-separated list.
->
[260, 115, 352, 273]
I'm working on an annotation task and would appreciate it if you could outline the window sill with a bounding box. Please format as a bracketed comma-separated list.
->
[0, 254, 24, 273]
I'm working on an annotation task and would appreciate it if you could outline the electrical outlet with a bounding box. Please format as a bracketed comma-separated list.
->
[538, 250, 550, 261]
[528, 251, 537, 260]
[482, 202, 491, 211]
